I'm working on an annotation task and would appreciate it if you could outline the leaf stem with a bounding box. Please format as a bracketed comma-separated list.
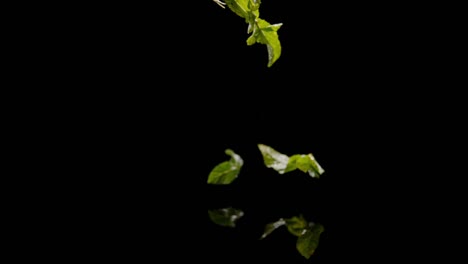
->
[213, 0, 226, 8]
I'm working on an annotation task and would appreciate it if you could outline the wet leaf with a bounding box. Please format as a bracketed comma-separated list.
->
[207, 149, 244, 185]
[257, 144, 289, 173]
[288, 154, 325, 178]
[258, 144, 325, 178]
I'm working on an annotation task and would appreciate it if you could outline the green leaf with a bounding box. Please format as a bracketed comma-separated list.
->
[223, 0, 282, 67]
[296, 223, 324, 259]
[257, 144, 289, 174]
[258, 144, 325, 178]
[207, 149, 244, 185]
[284, 215, 308, 237]
[290, 154, 325, 178]
[259, 218, 286, 240]
[208, 207, 244, 228]
[247, 19, 282, 67]
[224, 0, 250, 19]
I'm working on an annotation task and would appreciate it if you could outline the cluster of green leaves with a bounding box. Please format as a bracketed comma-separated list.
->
[213, 0, 282, 67]
[207, 144, 325, 259]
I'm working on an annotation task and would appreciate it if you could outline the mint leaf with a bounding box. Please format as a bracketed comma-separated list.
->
[288, 154, 325, 178]
[223, 0, 282, 67]
[207, 149, 244, 185]
[247, 19, 282, 67]
[258, 144, 325, 178]
[257, 144, 289, 173]
[208, 207, 244, 228]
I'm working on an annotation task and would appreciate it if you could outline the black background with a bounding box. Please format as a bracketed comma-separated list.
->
[37, 1, 459, 263]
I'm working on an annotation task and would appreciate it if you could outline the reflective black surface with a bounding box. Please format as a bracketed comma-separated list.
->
[58, 1, 446, 263]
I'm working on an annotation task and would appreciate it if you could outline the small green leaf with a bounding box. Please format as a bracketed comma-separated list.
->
[207, 149, 244, 185]
[249, 19, 282, 67]
[257, 144, 289, 173]
[208, 207, 244, 228]
[259, 218, 286, 240]
[296, 223, 324, 259]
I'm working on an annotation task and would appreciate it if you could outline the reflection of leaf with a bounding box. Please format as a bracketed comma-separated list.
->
[260, 218, 286, 240]
[208, 208, 244, 228]
[260, 215, 308, 239]
[258, 144, 325, 178]
[207, 149, 244, 184]
[296, 223, 324, 259]
[260, 215, 324, 259]
[284, 215, 308, 237]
